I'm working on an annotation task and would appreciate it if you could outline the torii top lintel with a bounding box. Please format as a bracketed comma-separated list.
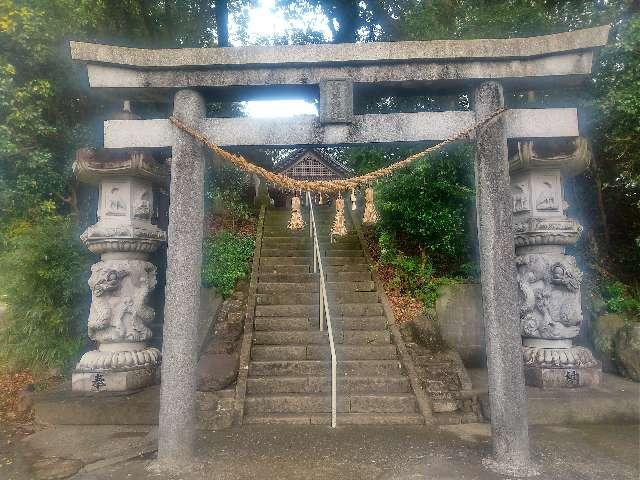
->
[72, 26, 610, 149]
[70, 26, 610, 94]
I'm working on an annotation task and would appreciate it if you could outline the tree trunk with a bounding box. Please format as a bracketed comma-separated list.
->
[215, 0, 230, 47]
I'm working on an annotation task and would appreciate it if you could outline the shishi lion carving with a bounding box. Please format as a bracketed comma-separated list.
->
[87, 260, 157, 343]
[516, 254, 583, 340]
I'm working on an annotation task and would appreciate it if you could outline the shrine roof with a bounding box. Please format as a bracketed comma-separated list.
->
[275, 149, 353, 177]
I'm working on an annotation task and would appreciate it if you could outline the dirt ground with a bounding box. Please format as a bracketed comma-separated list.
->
[1, 421, 638, 480]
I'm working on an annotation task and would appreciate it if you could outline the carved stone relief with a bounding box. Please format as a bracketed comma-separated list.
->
[512, 181, 530, 213]
[516, 254, 582, 340]
[87, 260, 156, 344]
[133, 185, 152, 219]
[105, 183, 129, 216]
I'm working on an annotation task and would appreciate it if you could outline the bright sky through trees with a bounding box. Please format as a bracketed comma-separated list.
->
[232, 0, 328, 117]
[242, 99, 319, 117]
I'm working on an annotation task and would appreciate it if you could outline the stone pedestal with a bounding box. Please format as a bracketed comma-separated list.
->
[510, 138, 601, 388]
[72, 144, 168, 392]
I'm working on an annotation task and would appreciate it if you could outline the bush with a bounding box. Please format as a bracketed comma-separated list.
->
[376, 230, 459, 308]
[601, 280, 640, 320]
[206, 164, 254, 222]
[0, 215, 92, 371]
[202, 231, 255, 297]
[345, 145, 475, 272]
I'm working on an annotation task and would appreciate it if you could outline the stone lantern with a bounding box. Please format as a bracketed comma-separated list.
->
[510, 138, 601, 387]
[71, 142, 168, 392]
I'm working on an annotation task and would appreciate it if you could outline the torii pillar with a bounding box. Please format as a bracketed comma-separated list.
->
[474, 82, 535, 476]
[158, 89, 206, 462]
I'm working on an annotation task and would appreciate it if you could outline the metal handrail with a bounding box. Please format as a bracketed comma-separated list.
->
[307, 191, 337, 428]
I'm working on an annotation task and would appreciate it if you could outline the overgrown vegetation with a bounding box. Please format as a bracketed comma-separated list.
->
[202, 231, 255, 298]
[0, 215, 92, 370]
[202, 163, 257, 298]
[345, 145, 477, 321]
[601, 280, 640, 321]
[376, 231, 463, 308]
[206, 164, 256, 231]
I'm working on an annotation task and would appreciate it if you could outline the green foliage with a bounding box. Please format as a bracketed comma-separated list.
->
[202, 231, 255, 297]
[400, 0, 622, 41]
[346, 145, 475, 271]
[0, 0, 243, 223]
[593, 14, 640, 272]
[206, 164, 255, 222]
[0, 1, 79, 221]
[376, 230, 459, 308]
[0, 215, 93, 370]
[601, 280, 640, 320]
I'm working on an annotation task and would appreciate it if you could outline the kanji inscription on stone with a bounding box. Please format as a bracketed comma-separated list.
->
[92, 373, 106, 390]
[565, 369, 579, 386]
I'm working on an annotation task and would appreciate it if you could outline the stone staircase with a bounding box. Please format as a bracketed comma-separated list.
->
[243, 206, 425, 425]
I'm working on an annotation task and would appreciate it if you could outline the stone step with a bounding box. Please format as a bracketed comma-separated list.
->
[251, 345, 397, 361]
[323, 249, 363, 256]
[325, 272, 372, 282]
[263, 219, 302, 225]
[255, 292, 379, 305]
[259, 248, 363, 258]
[253, 330, 327, 345]
[258, 273, 318, 283]
[342, 330, 391, 344]
[260, 249, 310, 257]
[261, 239, 310, 247]
[326, 281, 376, 292]
[252, 330, 390, 345]
[335, 292, 379, 304]
[260, 256, 312, 266]
[323, 256, 367, 266]
[339, 316, 387, 330]
[255, 305, 318, 317]
[254, 303, 383, 317]
[244, 393, 417, 414]
[319, 242, 362, 250]
[262, 229, 309, 235]
[333, 303, 385, 316]
[246, 376, 411, 394]
[316, 232, 360, 240]
[242, 412, 424, 425]
[255, 293, 318, 305]
[255, 281, 375, 295]
[324, 264, 370, 273]
[254, 317, 319, 331]
[257, 283, 319, 293]
[262, 228, 308, 235]
[249, 360, 404, 377]
[261, 237, 310, 245]
[259, 265, 311, 275]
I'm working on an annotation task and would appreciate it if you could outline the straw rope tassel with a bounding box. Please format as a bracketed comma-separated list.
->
[330, 193, 348, 243]
[362, 187, 379, 224]
[287, 195, 305, 230]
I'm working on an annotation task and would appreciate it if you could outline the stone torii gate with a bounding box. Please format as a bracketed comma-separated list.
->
[69, 25, 609, 475]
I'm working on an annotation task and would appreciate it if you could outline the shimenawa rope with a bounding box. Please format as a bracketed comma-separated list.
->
[168, 107, 507, 194]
